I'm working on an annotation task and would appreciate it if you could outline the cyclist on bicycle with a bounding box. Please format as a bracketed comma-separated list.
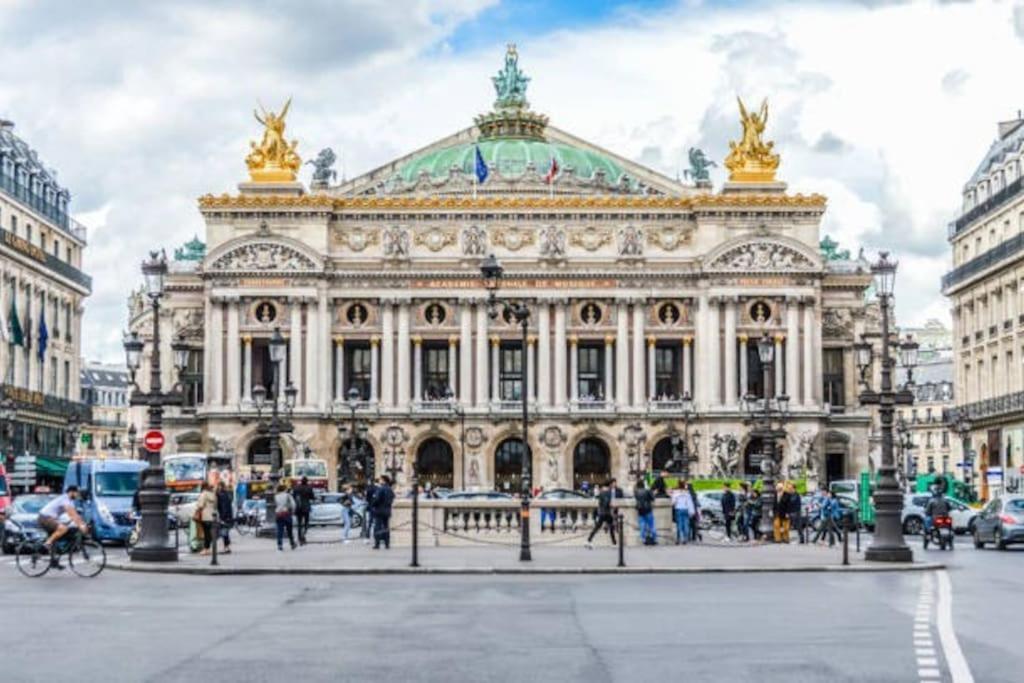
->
[38, 486, 88, 551]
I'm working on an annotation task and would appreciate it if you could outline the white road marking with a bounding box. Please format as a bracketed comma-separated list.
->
[936, 570, 974, 683]
[919, 668, 940, 678]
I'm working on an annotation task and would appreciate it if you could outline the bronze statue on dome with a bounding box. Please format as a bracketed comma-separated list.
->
[492, 44, 530, 109]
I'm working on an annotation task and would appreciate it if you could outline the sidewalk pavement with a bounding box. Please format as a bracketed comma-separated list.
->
[108, 528, 943, 575]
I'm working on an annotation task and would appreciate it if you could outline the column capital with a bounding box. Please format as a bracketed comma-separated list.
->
[604, 334, 616, 345]
[241, 334, 252, 344]
[334, 335, 345, 345]
[646, 334, 657, 347]
[738, 333, 748, 343]
[569, 334, 579, 345]
[774, 333, 786, 342]
[448, 335, 459, 346]
[413, 335, 423, 345]
[527, 335, 537, 346]
[682, 335, 693, 345]
[490, 335, 501, 347]
[370, 335, 380, 346]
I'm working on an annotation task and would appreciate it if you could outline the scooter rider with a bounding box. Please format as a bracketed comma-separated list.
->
[924, 489, 951, 534]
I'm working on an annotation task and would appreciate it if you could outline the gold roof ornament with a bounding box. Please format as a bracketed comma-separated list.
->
[245, 98, 301, 182]
[724, 97, 780, 183]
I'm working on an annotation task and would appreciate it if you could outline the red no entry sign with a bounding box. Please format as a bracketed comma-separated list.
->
[143, 430, 165, 452]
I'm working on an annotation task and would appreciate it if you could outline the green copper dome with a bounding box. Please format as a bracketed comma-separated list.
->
[397, 138, 629, 186]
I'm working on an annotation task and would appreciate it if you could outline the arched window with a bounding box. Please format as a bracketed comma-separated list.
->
[247, 437, 272, 466]
[416, 438, 454, 489]
[573, 438, 610, 490]
[651, 437, 676, 472]
[495, 438, 531, 493]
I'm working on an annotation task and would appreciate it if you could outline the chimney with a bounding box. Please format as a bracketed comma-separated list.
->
[0, 119, 13, 130]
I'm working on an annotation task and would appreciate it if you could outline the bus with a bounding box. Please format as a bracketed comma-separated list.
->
[283, 457, 329, 491]
[163, 452, 234, 493]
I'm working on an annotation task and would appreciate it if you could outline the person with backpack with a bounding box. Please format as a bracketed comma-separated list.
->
[216, 480, 234, 554]
[634, 479, 657, 545]
[585, 482, 618, 548]
[369, 476, 396, 550]
[274, 483, 297, 551]
[671, 481, 695, 545]
[291, 476, 316, 545]
[720, 482, 737, 541]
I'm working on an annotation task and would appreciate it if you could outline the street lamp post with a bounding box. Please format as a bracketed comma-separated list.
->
[742, 333, 790, 540]
[896, 416, 914, 489]
[124, 250, 189, 562]
[336, 386, 370, 486]
[480, 254, 532, 562]
[855, 251, 918, 563]
[669, 392, 699, 480]
[252, 327, 296, 529]
[949, 410, 974, 494]
[127, 424, 138, 459]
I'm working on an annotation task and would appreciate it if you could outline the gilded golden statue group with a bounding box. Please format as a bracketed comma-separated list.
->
[243, 94, 779, 185]
[245, 98, 302, 183]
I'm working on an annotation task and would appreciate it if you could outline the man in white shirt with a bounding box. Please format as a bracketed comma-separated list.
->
[37, 486, 88, 549]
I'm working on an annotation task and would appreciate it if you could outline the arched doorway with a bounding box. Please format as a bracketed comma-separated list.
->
[651, 437, 675, 472]
[338, 439, 375, 488]
[744, 438, 764, 476]
[247, 437, 272, 467]
[495, 438, 531, 493]
[573, 438, 611, 490]
[417, 438, 454, 489]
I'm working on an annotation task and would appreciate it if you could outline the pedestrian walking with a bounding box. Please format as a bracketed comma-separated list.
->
[194, 482, 217, 556]
[671, 482, 694, 544]
[340, 484, 354, 543]
[773, 482, 790, 543]
[369, 476, 396, 549]
[748, 485, 763, 540]
[216, 481, 234, 554]
[634, 479, 657, 545]
[812, 489, 840, 546]
[292, 476, 316, 545]
[737, 482, 750, 541]
[786, 482, 804, 544]
[538, 486, 556, 532]
[362, 481, 377, 544]
[585, 482, 617, 548]
[721, 482, 736, 541]
[687, 482, 702, 542]
[274, 484, 298, 551]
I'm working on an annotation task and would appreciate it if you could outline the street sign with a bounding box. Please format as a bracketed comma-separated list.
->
[143, 430, 165, 452]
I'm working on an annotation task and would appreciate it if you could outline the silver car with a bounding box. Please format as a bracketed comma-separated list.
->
[973, 495, 1024, 549]
[901, 493, 976, 536]
[309, 493, 365, 528]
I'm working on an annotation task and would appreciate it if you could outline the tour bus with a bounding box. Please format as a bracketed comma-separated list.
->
[63, 458, 148, 542]
[163, 452, 234, 493]
[282, 457, 329, 491]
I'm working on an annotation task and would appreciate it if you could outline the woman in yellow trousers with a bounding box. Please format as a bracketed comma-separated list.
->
[773, 482, 791, 542]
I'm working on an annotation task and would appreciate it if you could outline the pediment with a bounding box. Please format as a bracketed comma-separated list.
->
[205, 238, 321, 274]
[704, 238, 821, 273]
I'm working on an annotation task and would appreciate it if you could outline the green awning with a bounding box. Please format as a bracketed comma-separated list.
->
[35, 455, 71, 477]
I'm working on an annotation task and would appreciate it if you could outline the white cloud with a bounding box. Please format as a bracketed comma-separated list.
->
[0, 0, 1014, 358]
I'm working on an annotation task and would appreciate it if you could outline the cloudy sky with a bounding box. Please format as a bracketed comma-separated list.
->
[0, 0, 1019, 362]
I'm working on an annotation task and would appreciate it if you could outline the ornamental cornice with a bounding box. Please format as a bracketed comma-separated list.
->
[197, 193, 827, 212]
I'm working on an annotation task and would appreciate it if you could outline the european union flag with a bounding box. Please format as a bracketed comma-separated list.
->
[474, 146, 489, 184]
[37, 309, 48, 362]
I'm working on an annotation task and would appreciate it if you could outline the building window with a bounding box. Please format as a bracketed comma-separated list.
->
[63, 360, 70, 399]
[182, 350, 204, 408]
[577, 343, 604, 400]
[654, 344, 680, 398]
[49, 359, 57, 395]
[423, 342, 449, 400]
[10, 215, 16, 234]
[499, 342, 523, 401]
[822, 348, 845, 408]
[345, 342, 372, 401]
[942, 431, 949, 448]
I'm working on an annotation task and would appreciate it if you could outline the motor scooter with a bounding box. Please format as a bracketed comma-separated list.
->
[923, 515, 954, 550]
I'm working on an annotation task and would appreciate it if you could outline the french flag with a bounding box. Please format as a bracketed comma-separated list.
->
[544, 156, 559, 184]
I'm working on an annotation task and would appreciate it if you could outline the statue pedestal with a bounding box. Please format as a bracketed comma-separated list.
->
[237, 181, 304, 196]
[721, 180, 788, 195]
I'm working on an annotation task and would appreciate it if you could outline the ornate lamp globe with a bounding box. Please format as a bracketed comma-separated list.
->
[269, 327, 287, 365]
[757, 333, 774, 364]
[123, 331, 143, 373]
[141, 250, 168, 298]
[479, 253, 504, 291]
[871, 251, 898, 297]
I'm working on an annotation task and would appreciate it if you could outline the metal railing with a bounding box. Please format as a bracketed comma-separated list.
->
[949, 175, 1024, 238]
[942, 231, 1024, 291]
[0, 172, 71, 234]
[948, 390, 1024, 422]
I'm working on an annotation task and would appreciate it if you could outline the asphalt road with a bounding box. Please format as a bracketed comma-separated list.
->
[0, 541, 1017, 683]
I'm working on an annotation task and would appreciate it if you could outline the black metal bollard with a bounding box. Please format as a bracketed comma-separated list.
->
[842, 516, 850, 566]
[211, 511, 219, 566]
[617, 511, 625, 568]
[410, 477, 420, 569]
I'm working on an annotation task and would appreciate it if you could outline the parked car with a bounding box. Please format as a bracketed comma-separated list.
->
[973, 495, 1024, 550]
[169, 492, 200, 527]
[902, 494, 976, 536]
[240, 499, 266, 527]
[1, 493, 57, 553]
[697, 491, 726, 524]
[536, 488, 587, 500]
[309, 492, 365, 528]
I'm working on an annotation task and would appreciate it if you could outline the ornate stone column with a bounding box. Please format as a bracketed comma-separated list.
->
[226, 299, 240, 405]
[738, 333, 748, 400]
[786, 298, 800, 404]
[724, 298, 737, 406]
[537, 301, 550, 407]
[490, 335, 500, 402]
[449, 334, 459, 397]
[318, 292, 330, 411]
[369, 336, 380, 403]
[202, 291, 213, 407]
[211, 297, 225, 405]
[379, 301, 394, 406]
[774, 334, 784, 398]
[460, 302, 472, 405]
[631, 301, 646, 406]
[554, 301, 568, 408]
[396, 300, 411, 407]
[288, 298, 302, 402]
[304, 299, 319, 407]
[604, 334, 615, 401]
[683, 336, 693, 398]
[615, 301, 629, 408]
[242, 334, 253, 403]
[569, 335, 579, 402]
[707, 297, 720, 407]
[646, 335, 656, 401]
[475, 301, 489, 408]
[413, 335, 423, 402]
[333, 336, 344, 401]
[527, 335, 537, 401]
[803, 299, 815, 407]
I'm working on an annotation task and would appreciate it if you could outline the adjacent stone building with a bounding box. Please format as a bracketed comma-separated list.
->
[78, 361, 131, 458]
[128, 48, 878, 491]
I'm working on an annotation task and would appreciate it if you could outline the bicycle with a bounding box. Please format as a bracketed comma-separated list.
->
[16, 526, 106, 578]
